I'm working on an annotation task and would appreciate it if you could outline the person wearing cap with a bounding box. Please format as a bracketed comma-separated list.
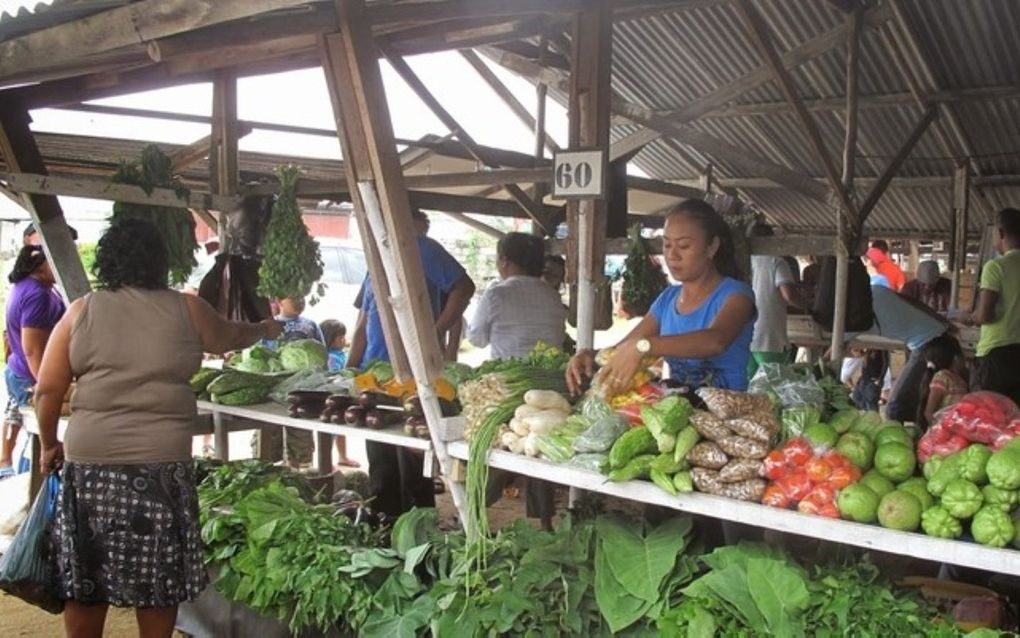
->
[902, 260, 952, 314]
[23, 222, 78, 246]
[865, 240, 906, 292]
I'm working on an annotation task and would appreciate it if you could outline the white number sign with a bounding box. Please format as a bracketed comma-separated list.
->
[552, 149, 606, 199]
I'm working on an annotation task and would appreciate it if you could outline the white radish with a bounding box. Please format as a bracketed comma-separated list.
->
[522, 409, 568, 435]
[514, 404, 544, 420]
[500, 431, 521, 450]
[523, 389, 571, 412]
[509, 417, 530, 437]
[523, 432, 540, 457]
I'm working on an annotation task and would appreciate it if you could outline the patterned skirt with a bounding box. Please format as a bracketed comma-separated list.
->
[52, 461, 208, 608]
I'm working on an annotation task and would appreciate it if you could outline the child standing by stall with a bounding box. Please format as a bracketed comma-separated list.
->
[916, 334, 968, 432]
[321, 319, 359, 468]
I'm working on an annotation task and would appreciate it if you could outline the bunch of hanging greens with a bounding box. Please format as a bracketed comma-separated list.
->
[620, 224, 668, 317]
[257, 165, 325, 302]
[110, 144, 197, 286]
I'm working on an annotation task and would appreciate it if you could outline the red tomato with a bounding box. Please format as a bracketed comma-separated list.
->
[805, 458, 832, 483]
[827, 465, 858, 490]
[783, 438, 813, 467]
[763, 450, 788, 480]
[777, 472, 813, 502]
[817, 502, 841, 519]
[762, 484, 791, 509]
[806, 484, 836, 505]
[821, 450, 849, 469]
[956, 402, 976, 416]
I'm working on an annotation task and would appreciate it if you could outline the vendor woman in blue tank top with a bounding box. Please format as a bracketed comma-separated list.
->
[567, 199, 756, 394]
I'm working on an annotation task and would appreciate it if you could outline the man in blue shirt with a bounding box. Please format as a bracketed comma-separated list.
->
[347, 211, 475, 516]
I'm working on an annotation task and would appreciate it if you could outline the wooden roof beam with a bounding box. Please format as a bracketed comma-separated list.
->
[459, 50, 559, 155]
[170, 123, 253, 173]
[736, 0, 856, 220]
[856, 106, 938, 223]
[380, 43, 553, 233]
[0, 0, 314, 82]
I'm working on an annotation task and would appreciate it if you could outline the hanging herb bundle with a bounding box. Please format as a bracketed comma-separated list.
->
[620, 224, 668, 317]
[110, 144, 197, 286]
[257, 166, 324, 302]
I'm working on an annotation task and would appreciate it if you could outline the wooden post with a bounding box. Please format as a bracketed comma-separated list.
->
[830, 7, 863, 367]
[320, 0, 467, 534]
[212, 69, 239, 197]
[569, 0, 612, 351]
[950, 166, 970, 309]
[0, 103, 90, 301]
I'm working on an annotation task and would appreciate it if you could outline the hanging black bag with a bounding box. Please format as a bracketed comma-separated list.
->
[811, 256, 875, 332]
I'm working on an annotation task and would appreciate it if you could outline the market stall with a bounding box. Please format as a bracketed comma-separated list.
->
[2, 0, 1019, 635]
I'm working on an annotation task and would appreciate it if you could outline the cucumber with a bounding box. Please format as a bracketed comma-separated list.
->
[207, 371, 280, 396]
[190, 367, 223, 394]
[213, 387, 271, 406]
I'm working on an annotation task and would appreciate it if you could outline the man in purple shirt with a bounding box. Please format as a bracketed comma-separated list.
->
[2, 245, 65, 476]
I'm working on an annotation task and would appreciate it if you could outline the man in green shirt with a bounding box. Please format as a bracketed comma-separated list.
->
[965, 208, 1020, 405]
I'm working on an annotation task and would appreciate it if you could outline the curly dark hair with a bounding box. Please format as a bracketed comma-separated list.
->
[8, 244, 47, 284]
[94, 217, 170, 290]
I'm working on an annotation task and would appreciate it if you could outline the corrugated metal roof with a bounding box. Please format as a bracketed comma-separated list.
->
[597, 0, 1020, 235]
[0, 0, 130, 42]
[1, 0, 1017, 237]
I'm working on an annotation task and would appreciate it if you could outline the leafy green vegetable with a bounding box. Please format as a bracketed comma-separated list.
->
[110, 144, 197, 285]
[257, 165, 325, 302]
[279, 339, 327, 371]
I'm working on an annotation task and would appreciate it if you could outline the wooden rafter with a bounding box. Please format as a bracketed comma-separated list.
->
[0, 106, 90, 301]
[735, 0, 856, 220]
[380, 43, 552, 233]
[705, 85, 1020, 119]
[2, 172, 240, 212]
[458, 50, 559, 154]
[169, 123, 254, 172]
[856, 106, 938, 223]
[609, 2, 894, 158]
[211, 70, 239, 198]
[0, 0, 314, 81]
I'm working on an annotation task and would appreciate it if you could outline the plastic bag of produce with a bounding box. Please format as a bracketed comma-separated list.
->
[916, 423, 969, 463]
[933, 391, 1019, 448]
[0, 473, 62, 613]
[781, 406, 821, 441]
[565, 453, 609, 473]
[573, 414, 629, 453]
[696, 387, 772, 419]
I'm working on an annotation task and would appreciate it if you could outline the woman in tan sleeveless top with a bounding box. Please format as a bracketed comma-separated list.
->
[33, 219, 282, 638]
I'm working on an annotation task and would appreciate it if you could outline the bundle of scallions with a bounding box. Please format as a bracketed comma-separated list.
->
[462, 367, 568, 542]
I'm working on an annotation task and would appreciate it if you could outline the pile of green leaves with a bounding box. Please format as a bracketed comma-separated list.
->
[659, 543, 961, 638]
[472, 342, 570, 377]
[595, 515, 698, 634]
[257, 165, 325, 302]
[620, 224, 668, 317]
[197, 459, 315, 513]
[202, 480, 386, 634]
[110, 144, 197, 285]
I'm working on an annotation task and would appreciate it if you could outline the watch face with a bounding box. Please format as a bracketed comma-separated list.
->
[637, 339, 650, 354]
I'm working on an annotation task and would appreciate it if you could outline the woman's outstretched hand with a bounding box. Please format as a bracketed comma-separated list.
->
[566, 350, 596, 396]
[599, 341, 643, 396]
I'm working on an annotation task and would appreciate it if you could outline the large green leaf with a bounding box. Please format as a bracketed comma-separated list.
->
[683, 564, 764, 629]
[596, 515, 691, 604]
[594, 537, 654, 633]
[746, 557, 810, 637]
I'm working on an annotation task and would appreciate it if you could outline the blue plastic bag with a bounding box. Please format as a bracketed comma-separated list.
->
[0, 473, 63, 613]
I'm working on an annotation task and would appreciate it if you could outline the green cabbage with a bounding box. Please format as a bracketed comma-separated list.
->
[828, 409, 859, 434]
[279, 339, 327, 371]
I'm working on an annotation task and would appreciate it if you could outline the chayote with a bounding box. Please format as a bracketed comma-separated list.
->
[981, 485, 1019, 513]
[941, 479, 984, 519]
[987, 448, 1020, 490]
[921, 505, 963, 539]
[971, 506, 1015, 548]
[923, 455, 945, 481]
[927, 454, 964, 497]
[959, 444, 992, 484]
